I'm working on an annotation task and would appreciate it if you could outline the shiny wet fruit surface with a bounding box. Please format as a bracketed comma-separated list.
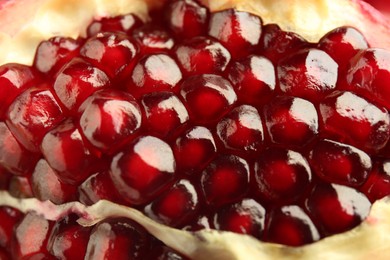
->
[1, 0, 390, 258]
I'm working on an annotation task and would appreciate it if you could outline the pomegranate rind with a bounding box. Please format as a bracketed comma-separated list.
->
[0, 0, 390, 65]
[0, 190, 390, 260]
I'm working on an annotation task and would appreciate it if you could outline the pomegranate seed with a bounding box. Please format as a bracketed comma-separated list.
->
[164, 0, 209, 39]
[0, 64, 38, 120]
[319, 91, 390, 152]
[263, 96, 318, 147]
[0, 122, 39, 176]
[0, 207, 23, 248]
[277, 48, 338, 102]
[85, 218, 150, 259]
[34, 36, 81, 75]
[129, 54, 182, 98]
[174, 36, 230, 75]
[145, 179, 199, 227]
[79, 89, 142, 153]
[78, 171, 124, 205]
[80, 32, 138, 78]
[141, 91, 189, 138]
[0, 247, 10, 260]
[208, 9, 262, 59]
[265, 205, 320, 246]
[87, 13, 143, 36]
[259, 24, 309, 64]
[110, 136, 176, 205]
[346, 48, 390, 110]
[133, 25, 175, 54]
[41, 119, 100, 185]
[173, 126, 217, 175]
[360, 160, 390, 202]
[183, 215, 212, 231]
[8, 176, 33, 199]
[47, 215, 91, 260]
[31, 159, 77, 204]
[53, 58, 110, 114]
[213, 198, 265, 239]
[0, 168, 11, 190]
[227, 55, 275, 106]
[309, 139, 371, 187]
[305, 183, 371, 235]
[180, 74, 237, 124]
[318, 26, 368, 73]
[254, 148, 312, 203]
[11, 212, 54, 259]
[216, 105, 264, 155]
[200, 154, 250, 207]
[5, 86, 64, 153]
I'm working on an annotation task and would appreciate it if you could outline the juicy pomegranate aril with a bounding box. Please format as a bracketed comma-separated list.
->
[2, 0, 390, 258]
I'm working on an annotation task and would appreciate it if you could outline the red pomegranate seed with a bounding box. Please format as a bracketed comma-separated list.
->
[227, 55, 275, 106]
[141, 91, 189, 138]
[200, 154, 249, 207]
[47, 215, 91, 260]
[5, 86, 64, 153]
[0, 247, 10, 260]
[216, 105, 264, 155]
[277, 48, 338, 102]
[33, 36, 81, 76]
[41, 119, 100, 185]
[319, 91, 390, 152]
[0, 207, 23, 248]
[180, 74, 237, 124]
[173, 126, 217, 175]
[265, 205, 320, 246]
[80, 32, 138, 78]
[0, 64, 38, 120]
[213, 198, 265, 239]
[309, 139, 371, 187]
[259, 24, 309, 64]
[346, 48, 390, 110]
[53, 58, 110, 114]
[85, 218, 150, 259]
[254, 148, 312, 203]
[164, 0, 209, 39]
[145, 179, 199, 227]
[305, 183, 371, 235]
[8, 176, 33, 199]
[110, 136, 176, 205]
[183, 215, 212, 231]
[132, 25, 175, 54]
[208, 9, 262, 59]
[263, 96, 318, 147]
[174, 36, 230, 75]
[78, 170, 124, 205]
[10, 212, 54, 259]
[0, 167, 11, 190]
[87, 13, 143, 36]
[0, 122, 39, 176]
[360, 160, 390, 202]
[318, 26, 368, 73]
[129, 54, 182, 98]
[79, 89, 142, 153]
[31, 159, 77, 204]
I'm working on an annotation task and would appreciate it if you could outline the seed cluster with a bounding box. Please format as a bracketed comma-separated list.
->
[1, 0, 390, 258]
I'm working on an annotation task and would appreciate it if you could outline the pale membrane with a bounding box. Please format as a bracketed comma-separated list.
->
[1, 0, 390, 259]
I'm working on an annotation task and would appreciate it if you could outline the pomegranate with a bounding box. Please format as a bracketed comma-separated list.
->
[1, 0, 390, 259]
